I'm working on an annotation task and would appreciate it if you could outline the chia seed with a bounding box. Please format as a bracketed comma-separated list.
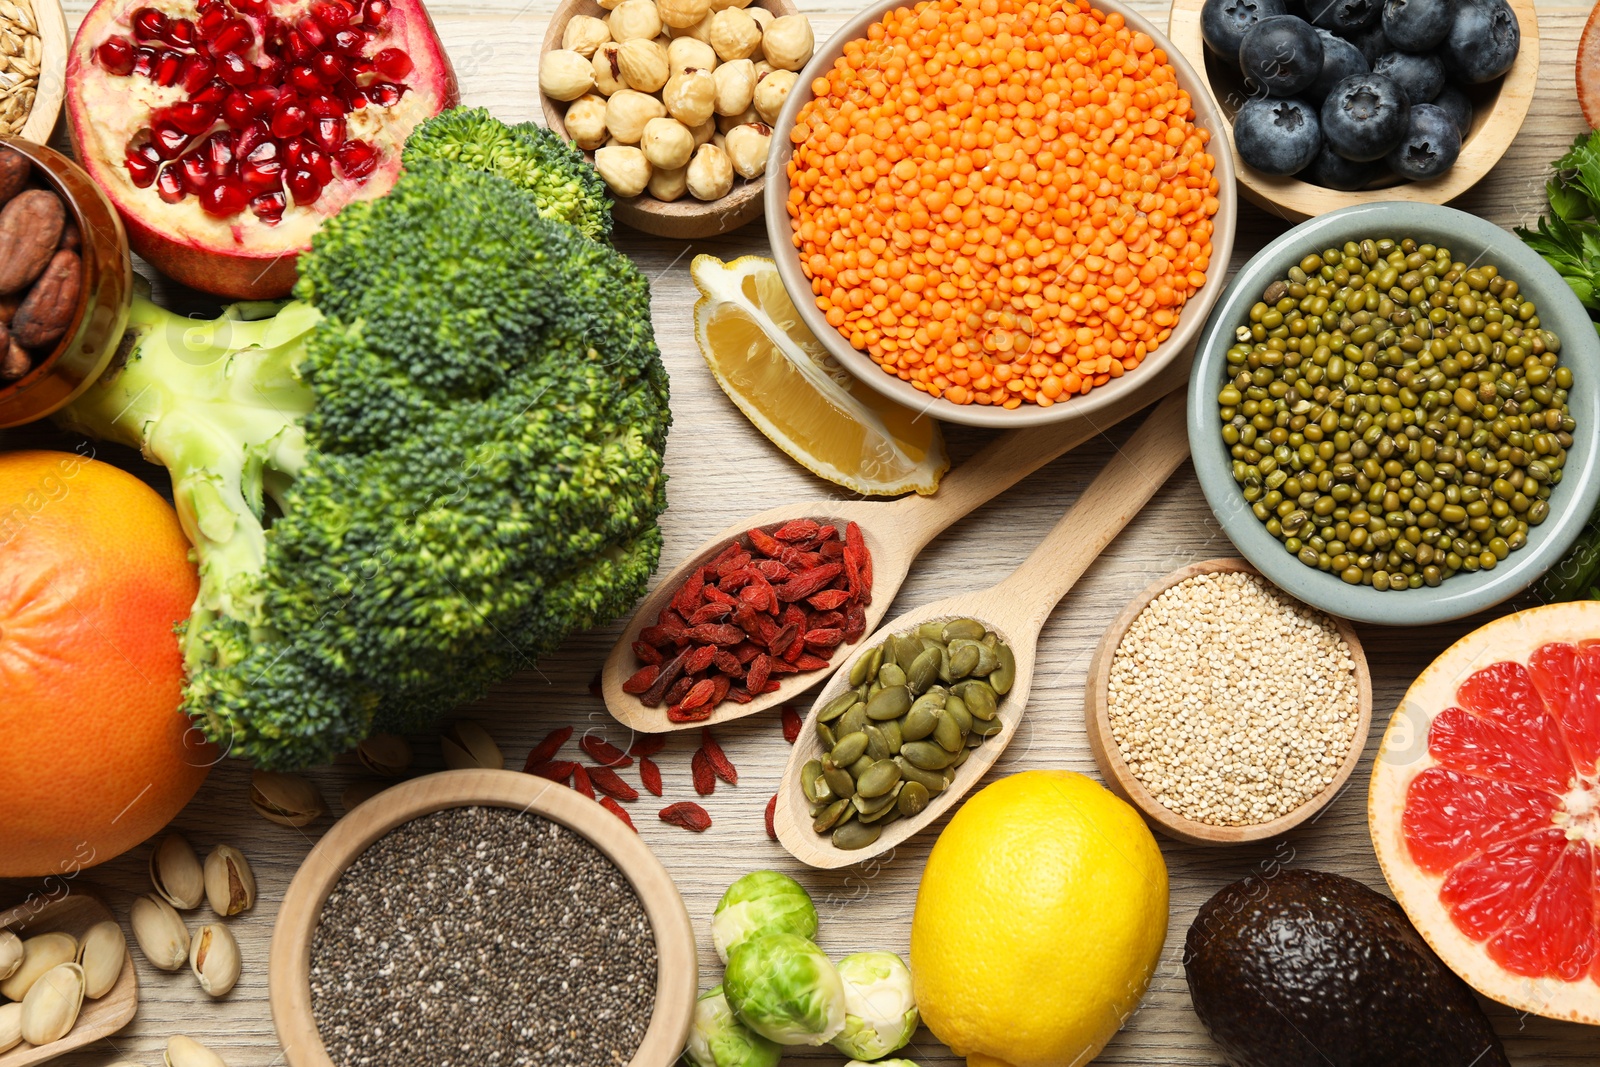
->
[309, 806, 657, 1067]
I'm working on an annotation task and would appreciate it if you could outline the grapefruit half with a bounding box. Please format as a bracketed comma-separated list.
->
[1371, 601, 1600, 1024]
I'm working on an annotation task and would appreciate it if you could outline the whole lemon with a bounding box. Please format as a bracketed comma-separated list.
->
[911, 770, 1168, 1067]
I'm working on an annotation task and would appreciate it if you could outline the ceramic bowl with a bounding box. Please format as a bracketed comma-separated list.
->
[764, 0, 1237, 428]
[1166, 0, 1539, 222]
[1188, 202, 1600, 627]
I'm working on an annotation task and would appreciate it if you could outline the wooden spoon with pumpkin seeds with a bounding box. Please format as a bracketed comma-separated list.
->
[775, 390, 1191, 868]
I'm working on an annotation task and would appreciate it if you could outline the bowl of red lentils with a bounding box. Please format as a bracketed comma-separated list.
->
[764, 0, 1237, 426]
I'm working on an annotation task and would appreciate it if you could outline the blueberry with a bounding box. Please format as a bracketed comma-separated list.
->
[1382, 0, 1452, 52]
[1442, 0, 1520, 84]
[1202, 0, 1288, 63]
[1240, 16, 1323, 97]
[1373, 50, 1445, 103]
[1301, 144, 1388, 190]
[1386, 102, 1462, 179]
[1235, 96, 1323, 174]
[1431, 82, 1474, 137]
[1305, 0, 1380, 35]
[1348, 23, 1392, 65]
[1321, 73, 1410, 161]
[1309, 29, 1368, 102]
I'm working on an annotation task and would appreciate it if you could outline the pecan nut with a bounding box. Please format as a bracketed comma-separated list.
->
[0, 190, 64, 295]
[11, 249, 81, 350]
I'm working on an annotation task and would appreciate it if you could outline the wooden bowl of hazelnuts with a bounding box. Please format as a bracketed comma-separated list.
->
[539, 0, 811, 239]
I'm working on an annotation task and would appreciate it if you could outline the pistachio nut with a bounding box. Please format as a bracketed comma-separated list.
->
[355, 732, 412, 777]
[0, 928, 21, 981]
[201, 845, 257, 918]
[130, 894, 191, 972]
[341, 780, 389, 812]
[166, 1035, 231, 1067]
[440, 720, 503, 770]
[0, 931, 77, 1001]
[189, 923, 241, 997]
[250, 770, 326, 828]
[19, 961, 85, 1045]
[151, 833, 205, 910]
[77, 919, 127, 999]
[0, 1002, 21, 1054]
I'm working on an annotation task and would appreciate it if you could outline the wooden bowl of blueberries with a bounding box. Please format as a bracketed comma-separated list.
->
[1168, 0, 1537, 221]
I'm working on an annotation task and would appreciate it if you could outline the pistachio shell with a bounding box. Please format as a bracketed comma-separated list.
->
[20, 961, 84, 1045]
[0, 931, 77, 1001]
[250, 770, 326, 828]
[355, 732, 412, 777]
[189, 923, 240, 997]
[130, 894, 191, 972]
[151, 833, 205, 910]
[204, 845, 257, 917]
[77, 920, 127, 999]
[0, 929, 21, 982]
[440, 720, 503, 770]
[0, 1002, 22, 1054]
[166, 1035, 231, 1067]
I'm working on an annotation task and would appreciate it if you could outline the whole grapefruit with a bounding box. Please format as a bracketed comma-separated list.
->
[0, 450, 210, 877]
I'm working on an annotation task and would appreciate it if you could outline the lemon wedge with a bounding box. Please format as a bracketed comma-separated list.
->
[691, 254, 948, 497]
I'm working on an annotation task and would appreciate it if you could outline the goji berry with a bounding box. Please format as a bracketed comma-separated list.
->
[765, 794, 777, 839]
[747, 654, 771, 694]
[589, 766, 639, 802]
[628, 735, 667, 758]
[712, 649, 745, 676]
[658, 607, 689, 629]
[774, 518, 820, 541]
[793, 654, 832, 671]
[690, 601, 733, 624]
[782, 706, 802, 743]
[572, 765, 595, 799]
[775, 563, 843, 602]
[680, 678, 717, 711]
[600, 796, 636, 831]
[815, 524, 837, 542]
[638, 756, 664, 796]
[659, 802, 712, 832]
[806, 588, 851, 610]
[701, 729, 738, 785]
[820, 540, 845, 559]
[810, 610, 845, 631]
[848, 521, 872, 593]
[760, 680, 782, 693]
[709, 675, 732, 707]
[728, 688, 754, 704]
[580, 735, 633, 768]
[767, 624, 798, 656]
[524, 726, 572, 770]
[622, 665, 660, 695]
[638, 624, 683, 648]
[690, 623, 746, 646]
[844, 601, 867, 642]
[691, 748, 716, 795]
[632, 640, 664, 666]
[664, 675, 696, 707]
[671, 567, 706, 617]
[668, 702, 715, 722]
[755, 559, 792, 581]
[527, 759, 577, 782]
[733, 642, 763, 664]
[804, 628, 843, 648]
[703, 585, 738, 606]
[684, 645, 717, 674]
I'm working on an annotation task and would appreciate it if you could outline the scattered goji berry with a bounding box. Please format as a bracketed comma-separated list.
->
[524, 726, 573, 770]
[527, 759, 577, 782]
[600, 796, 636, 831]
[765, 794, 777, 839]
[684, 645, 718, 674]
[622, 665, 659, 695]
[628, 735, 666, 758]
[701, 729, 738, 785]
[638, 756, 664, 796]
[572, 765, 596, 799]
[659, 802, 712, 832]
[782, 706, 802, 743]
[691, 748, 717, 795]
[589, 766, 639, 802]
[580, 735, 633, 768]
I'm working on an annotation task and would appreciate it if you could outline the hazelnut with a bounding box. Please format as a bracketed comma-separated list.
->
[668, 11, 714, 41]
[707, 8, 761, 62]
[707, 0, 750, 11]
[592, 43, 627, 95]
[753, 58, 775, 79]
[641, 116, 696, 169]
[605, 88, 668, 143]
[668, 35, 717, 75]
[539, 49, 595, 101]
[716, 105, 758, 133]
[595, 145, 653, 197]
[657, 0, 711, 30]
[713, 58, 756, 116]
[761, 14, 812, 70]
[648, 164, 689, 201]
[617, 38, 669, 92]
[689, 116, 717, 146]
[686, 142, 734, 200]
[561, 14, 611, 56]
[724, 121, 771, 178]
[753, 67, 795, 123]
[663, 67, 716, 126]
[747, 5, 773, 32]
[608, 0, 662, 41]
[565, 93, 609, 150]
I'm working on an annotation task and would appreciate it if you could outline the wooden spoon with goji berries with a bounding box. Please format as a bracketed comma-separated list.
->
[601, 380, 1188, 735]
[774, 389, 1191, 868]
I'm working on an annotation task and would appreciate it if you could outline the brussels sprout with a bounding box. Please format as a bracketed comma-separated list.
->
[682, 985, 781, 1067]
[711, 870, 819, 964]
[828, 951, 918, 1059]
[723, 931, 846, 1045]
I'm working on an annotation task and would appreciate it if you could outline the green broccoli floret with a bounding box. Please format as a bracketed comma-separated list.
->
[55, 158, 669, 768]
[403, 106, 613, 242]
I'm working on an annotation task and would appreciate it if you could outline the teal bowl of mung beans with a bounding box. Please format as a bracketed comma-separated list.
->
[1188, 202, 1600, 627]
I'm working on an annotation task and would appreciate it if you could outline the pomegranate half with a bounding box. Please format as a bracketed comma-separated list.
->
[66, 0, 457, 299]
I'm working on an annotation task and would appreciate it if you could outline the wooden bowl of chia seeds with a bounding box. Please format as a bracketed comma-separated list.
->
[267, 769, 698, 1067]
[1084, 558, 1373, 847]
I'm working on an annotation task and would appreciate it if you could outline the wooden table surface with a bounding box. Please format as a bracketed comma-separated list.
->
[5, 0, 1600, 1064]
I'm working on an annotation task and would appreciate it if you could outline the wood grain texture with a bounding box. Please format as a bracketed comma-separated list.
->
[1, 2, 1599, 1065]
[20, 0, 67, 145]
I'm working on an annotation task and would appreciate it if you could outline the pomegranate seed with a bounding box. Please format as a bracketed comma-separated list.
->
[360, 0, 388, 27]
[196, 6, 227, 34]
[193, 79, 229, 106]
[179, 52, 215, 92]
[307, 93, 341, 117]
[310, 0, 352, 28]
[372, 47, 411, 79]
[132, 7, 168, 42]
[215, 51, 254, 86]
[342, 86, 367, 109]
[207, 18, 254, 54]
[124, 144, 161, 187]
[270, 101, 308, 139]
[150, 121, 192, 159]
[310, 114, 344, 150]
[288, 64, 322, 92]
[179, 153, 213, 193]
[307, 149, 333, 185]
[232, 119, 270, 159]
[164, 100, 219, 135]
[154, 50, 183, 86]
[285, 166, 321, 204]
[366, 81, 404, 107]
[250, 190, 286, 222]
[201, 131, 234, 172]
[155, 165, 186, 203]
[346, 56, 373, 76]
[200, 177, 249, 216]
[132, 45, 159, 77]
[335, 139, 377, 179]
[221, 89, 255, 128]
[196, 0, 224, 15]
[232, 0, 268, 14]
[312, 51, 342, 83]
[298, 15, 330, 49]
[285, 30, 313, 61]
[256, 54, 285, 84]
[331, 27, 367, 55]
[164, 17, 197, 48]
[96, 36, 136, 75]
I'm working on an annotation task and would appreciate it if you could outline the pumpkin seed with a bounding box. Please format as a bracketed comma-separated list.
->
[918, 620, 946, 641]
[895, 757, 947, 792]
[878, 662, 907, 689]
[819, 690, 857, 722]
[933, 709, 964, 752]
[848, 646, 883, 687]
[838, 704, 869, 738]
[969, 715, 1003, 737]
[973, 641, 999, 675]
[800, 759, 827, 803]
[951, 746, 971, 768]
[848, 754, 874, 780]
[852, 785, 899, 815]
[955, 679, 999, 719]
[991, 643, 1016, 694]
[949, 643, 981, 678]
[830, 731, 869, 767]
[942, 618, 985, 641]
[815, 720, 836, 749]
[937, 644, 954, 683]
[866, 685, 911, 720]
[859, 798, 904, 824]
[893, 634, 921, 672]
[865, 725, 891, 762]
[879, 718, 903, 754]
[856, 759, 901, 798]
[945, 696, 972, 732]
[902, 740, 955, 770]
[907, 647, 941, 692]
[901, 703, 938, 742]
[898, 781, 930, 816]
[813, 798, 851, 832]
[832, 819, 882, 850]
[822, 759, 855, 799]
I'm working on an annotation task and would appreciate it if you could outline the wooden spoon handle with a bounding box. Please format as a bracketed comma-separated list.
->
[988, 389, 1192, 627]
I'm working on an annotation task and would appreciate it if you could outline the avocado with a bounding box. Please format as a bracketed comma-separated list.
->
[1184, 869, 1508, 1067]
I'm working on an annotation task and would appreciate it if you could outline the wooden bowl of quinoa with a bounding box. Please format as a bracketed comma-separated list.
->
[267, 769, 697, 1067]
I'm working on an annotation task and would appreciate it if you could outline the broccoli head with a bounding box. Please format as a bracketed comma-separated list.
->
[403, 106, 613, 243]
[56, 157, 668, 769]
